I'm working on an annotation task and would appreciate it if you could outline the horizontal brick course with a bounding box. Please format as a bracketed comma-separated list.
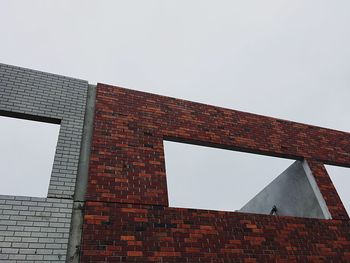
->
[81, 202, 350, 262]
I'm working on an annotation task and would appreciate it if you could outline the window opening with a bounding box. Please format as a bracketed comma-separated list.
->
[325, 165, 350, 214]
[164, 140, 329, 219]
[0, 115, 60, 197]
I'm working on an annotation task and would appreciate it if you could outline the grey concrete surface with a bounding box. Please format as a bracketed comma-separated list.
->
[66, 202, 84, 263]
[239, 160, 329, 219]
[67, 84, 97, 263]
[73, 84, 96, 202]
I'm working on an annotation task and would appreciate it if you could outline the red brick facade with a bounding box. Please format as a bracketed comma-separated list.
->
[81, 84, 350, 262]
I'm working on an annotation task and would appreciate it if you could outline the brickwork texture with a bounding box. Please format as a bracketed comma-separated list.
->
[81, 84, 350, 262]
[0, 63, 88, 198]
[1, 64, 350, 262]
[0, 195, 72, 262]
[0, 64, 89, 262]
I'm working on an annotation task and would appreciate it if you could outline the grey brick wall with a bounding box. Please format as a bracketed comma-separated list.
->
[0, 63, 90, 262]
[0, 195, 73, 262]
[0, 63, 88, 198]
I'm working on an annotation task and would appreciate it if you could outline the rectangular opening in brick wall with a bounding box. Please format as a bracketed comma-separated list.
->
[0, 115, 60, 197]
[325, 165, 350, 214]
[164, 141, 330, 219]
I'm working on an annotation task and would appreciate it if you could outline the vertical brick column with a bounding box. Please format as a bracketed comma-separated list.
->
[85, 86, 169, 206]
[306, 159, 349, 220]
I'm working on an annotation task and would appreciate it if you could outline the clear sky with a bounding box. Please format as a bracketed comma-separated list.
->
[0, 1, 349, 213]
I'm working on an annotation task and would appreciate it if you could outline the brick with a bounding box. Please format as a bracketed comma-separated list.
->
[127, 251, 143, 257]
[21, 237, 39, 243]
[43, 255, 62, 260]
[4, 236, 21, 242]
[19, 248, 37, 254]
[0, 241, 11, 247]
[11, 242, 29, 248]
[2, 248, 19, 254]
[26, 254, 44, 260]
[8, 254, 26, 260]
[29, 243, 45, 249]
[36, 249, 53, 255]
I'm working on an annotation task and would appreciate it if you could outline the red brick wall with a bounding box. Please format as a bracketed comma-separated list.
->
[81, 84, 350, 262]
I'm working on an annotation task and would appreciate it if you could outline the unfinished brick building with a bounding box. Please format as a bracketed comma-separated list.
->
[1, 63, 350, 262]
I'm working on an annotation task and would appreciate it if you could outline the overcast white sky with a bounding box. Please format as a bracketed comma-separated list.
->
[0, 1, 349, 214]
[0, 116, 60, 197]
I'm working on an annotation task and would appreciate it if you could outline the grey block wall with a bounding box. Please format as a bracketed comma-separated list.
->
[0, 196, 73, 262]
[0, 63, 90, 262]
[0, 63, 88, 198]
